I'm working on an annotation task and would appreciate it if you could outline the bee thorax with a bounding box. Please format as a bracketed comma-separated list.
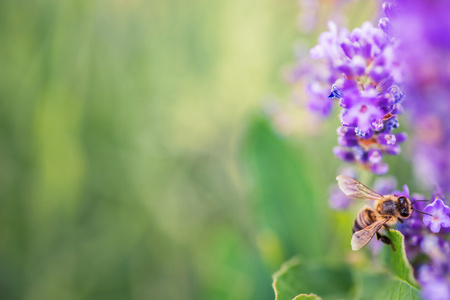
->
[377, 199, 397, 216]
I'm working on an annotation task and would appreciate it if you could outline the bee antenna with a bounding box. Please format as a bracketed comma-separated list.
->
[413, 208, 433, 217]
[411, 199, 429, 205]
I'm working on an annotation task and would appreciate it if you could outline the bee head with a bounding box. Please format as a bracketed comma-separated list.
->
[398, 196, 411, 218]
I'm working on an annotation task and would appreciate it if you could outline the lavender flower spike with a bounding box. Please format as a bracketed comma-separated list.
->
[303, 18, 407, 174]
[423, 198, 450, 234]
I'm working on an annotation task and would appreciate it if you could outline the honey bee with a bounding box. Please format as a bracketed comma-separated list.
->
[336, 175, 430, 251]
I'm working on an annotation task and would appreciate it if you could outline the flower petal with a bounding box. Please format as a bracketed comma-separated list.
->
[429, 221, 441, 233]
[439, 215, 450, 228]
[423, 215, 432, 226]
[434, 199, 444, 210]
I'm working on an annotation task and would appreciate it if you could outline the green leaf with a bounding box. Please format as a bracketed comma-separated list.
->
[272, 257, 353, 300]
[353, 270, 421, 300]
[382, 229, 420, 288]
[242, 117, 331, 260]
[273, 252, 422, 300]
[292, 294, 322, 300]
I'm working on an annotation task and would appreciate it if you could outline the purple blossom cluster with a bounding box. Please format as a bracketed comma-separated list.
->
[397, 189, 450, 300]
[284, 1, 450, 298]
[377, 2, 450, 296]
[303, 20, 407, 174]
[385, 0, 450, 193]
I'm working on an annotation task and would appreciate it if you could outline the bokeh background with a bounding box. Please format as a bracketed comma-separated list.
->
[0, 0, 411, 299]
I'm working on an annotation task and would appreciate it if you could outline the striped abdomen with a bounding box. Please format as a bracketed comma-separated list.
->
[353, 207, 377, 233]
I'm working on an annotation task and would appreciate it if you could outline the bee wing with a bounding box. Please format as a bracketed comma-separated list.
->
[336, 175, 383, 201]
[351, 217, 390, 251]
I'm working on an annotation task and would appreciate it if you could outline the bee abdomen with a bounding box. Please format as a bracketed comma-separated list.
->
[353, 207, 377, 233]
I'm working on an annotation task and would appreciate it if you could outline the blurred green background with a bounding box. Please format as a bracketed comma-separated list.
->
[0, 0, 400, 299]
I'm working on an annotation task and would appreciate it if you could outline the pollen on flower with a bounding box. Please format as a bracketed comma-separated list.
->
[359, 105, 368, 113]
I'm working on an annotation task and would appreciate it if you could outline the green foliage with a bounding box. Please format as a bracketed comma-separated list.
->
[292, 294, 322, 300]
[0, 0, 300, 299]
[242, 117, 332, 261]
[272, 258, 353, 300]
[273, 230, 422, 300]
[353, 271, 421, 300]
[382, 230, 420, 288]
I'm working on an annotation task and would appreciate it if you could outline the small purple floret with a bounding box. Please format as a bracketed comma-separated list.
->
[385, 117, 399, 130]
[328, 84, 343, 99]
[378, 17, 392, 35]
[423, 199, 450, 233]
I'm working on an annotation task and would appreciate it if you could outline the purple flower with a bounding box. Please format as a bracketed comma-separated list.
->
[340, 90, 385, 133]
[416, 235, 450, 300]
[373, 176, 397, 195]
[329, 185, 353, 210]
[423, 199, 450, 233]
[370, 161, 388, 175]
[328, 84, 343, 99]
[378, 17, 392, 35]
[328, 167, 358, 210]
[309, 21, 349, 61]
[304, 18, 407, 174]
[306, 81, 334, 117]
[418, 265, 450, 300]
[388, 0, 450, 193]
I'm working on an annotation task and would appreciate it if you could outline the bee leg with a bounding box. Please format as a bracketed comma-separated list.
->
[398, 218, 404, 224]
[376, 232, 381, 240]
[376, 233, 396, 251]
